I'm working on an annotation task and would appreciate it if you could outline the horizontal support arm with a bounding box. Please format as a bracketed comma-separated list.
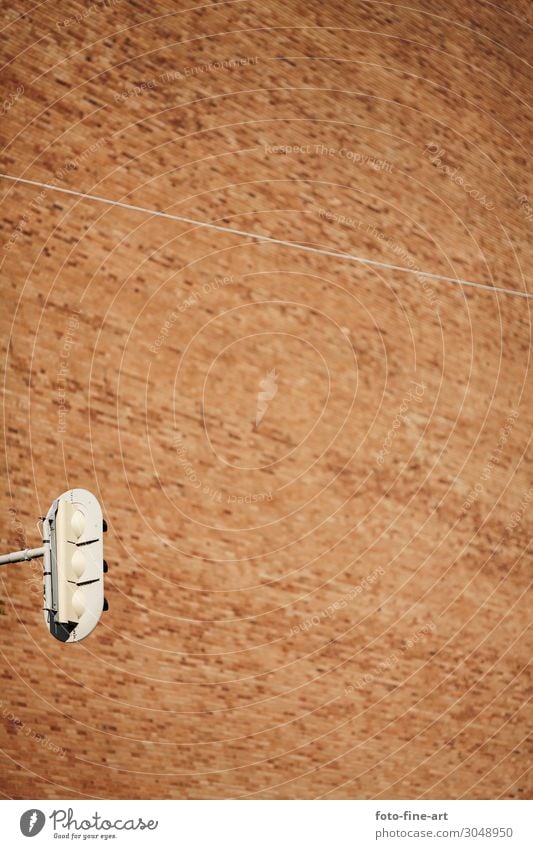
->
[0, 547, 45, 566]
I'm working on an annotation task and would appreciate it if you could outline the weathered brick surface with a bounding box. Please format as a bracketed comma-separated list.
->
[0, 0, 531, 799]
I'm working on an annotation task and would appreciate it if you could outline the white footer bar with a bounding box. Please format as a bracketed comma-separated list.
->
[1, 799, 530, 848]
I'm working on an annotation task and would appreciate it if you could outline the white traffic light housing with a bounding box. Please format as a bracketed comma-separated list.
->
[43, 488, 106, 642]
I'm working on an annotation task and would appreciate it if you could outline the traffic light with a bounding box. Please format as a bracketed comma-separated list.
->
[42, 488, 107, 643]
